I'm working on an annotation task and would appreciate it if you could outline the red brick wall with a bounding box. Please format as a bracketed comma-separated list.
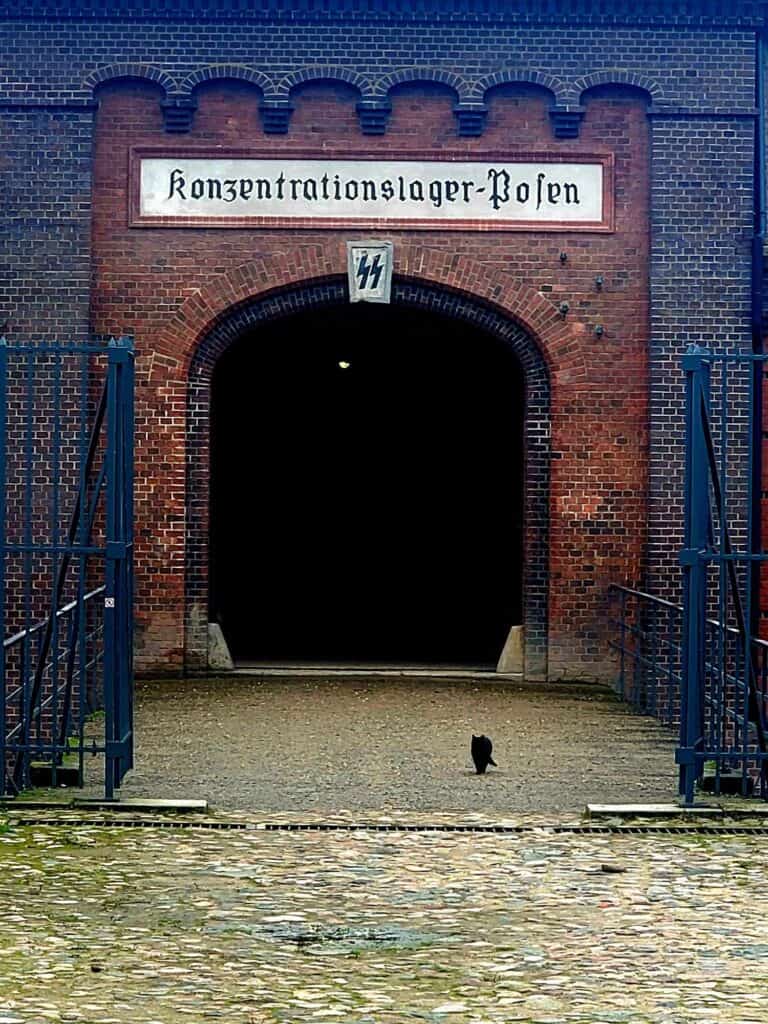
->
[91, 77, 650, 679]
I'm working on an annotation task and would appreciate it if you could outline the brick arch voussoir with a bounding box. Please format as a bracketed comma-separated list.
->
[85, 62, 178, 97]
[396, 243, 585, 378]
[167, 245, 584, 384]
[373, 66, 472, 102]
[574, 70, 661, 104]
[180, 64, 274, 99]
[273, 65, 374, 102]
[472, 67, 567, 105]
[162, 248, 340, 375]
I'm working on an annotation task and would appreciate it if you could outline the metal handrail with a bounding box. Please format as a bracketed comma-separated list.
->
[608, 583, 680, 611]
[609, 583, 768, 651]
[3, 586, 105, 649]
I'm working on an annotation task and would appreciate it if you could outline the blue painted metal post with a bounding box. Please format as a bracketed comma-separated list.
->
[104, 343, 118, 799]
[678, 347, 711, 805]
[0, 338, 7, 796]
[122, 338, 135, 775]
[103, 338, 134, 799]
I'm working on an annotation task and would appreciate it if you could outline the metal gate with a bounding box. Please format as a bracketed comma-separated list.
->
[0, 337, 134, 800]
[678, 346, 768, 802]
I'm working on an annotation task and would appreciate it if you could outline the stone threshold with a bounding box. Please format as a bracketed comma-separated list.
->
[0, 797, 208, 813]
[230, 665, 521, 680]
[587, 802, 768, 819]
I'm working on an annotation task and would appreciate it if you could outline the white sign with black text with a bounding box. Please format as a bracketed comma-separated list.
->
[132, 152, 612, 231]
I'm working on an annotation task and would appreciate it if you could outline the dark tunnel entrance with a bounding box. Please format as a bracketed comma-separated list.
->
[210, 302, 525, 668]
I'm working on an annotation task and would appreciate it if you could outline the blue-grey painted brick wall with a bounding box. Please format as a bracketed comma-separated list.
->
[0, 109, 94, 341]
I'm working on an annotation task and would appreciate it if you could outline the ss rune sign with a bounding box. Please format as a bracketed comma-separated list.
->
[347, 241, 393, 304]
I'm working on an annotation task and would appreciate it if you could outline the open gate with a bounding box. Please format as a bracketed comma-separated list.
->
[610, 347, 768, 802]
[678, 346, 768, 802]
[0, 337, 134, 800]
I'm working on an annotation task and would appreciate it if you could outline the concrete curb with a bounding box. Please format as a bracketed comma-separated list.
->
[587, 802, 768, 819]
[1, 797, 208, 813]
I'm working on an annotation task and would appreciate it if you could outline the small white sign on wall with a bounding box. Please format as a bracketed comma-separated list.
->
[347, 241, 393, 304]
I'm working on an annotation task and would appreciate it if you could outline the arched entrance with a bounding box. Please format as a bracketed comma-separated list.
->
[187, 278, 550, 676]
[211, 301, 523, 667]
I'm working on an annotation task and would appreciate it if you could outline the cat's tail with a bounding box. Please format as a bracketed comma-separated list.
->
[489, 757, 497, 767]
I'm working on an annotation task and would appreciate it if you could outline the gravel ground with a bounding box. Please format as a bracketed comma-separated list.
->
[1, 819, 767, 1024]
[87, 676, 679, 812]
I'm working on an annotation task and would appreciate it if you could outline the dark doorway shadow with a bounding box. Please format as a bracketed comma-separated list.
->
[210, 302, 524, 667]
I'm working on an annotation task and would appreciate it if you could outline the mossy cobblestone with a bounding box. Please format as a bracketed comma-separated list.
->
[1, 818, 767, 1023]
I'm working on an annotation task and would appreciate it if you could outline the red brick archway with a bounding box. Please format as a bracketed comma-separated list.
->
[127, 242, 641, 682]
[167, 244, 603, 680]
[183, 272, 555, 678]
[158, 243, 588, 384]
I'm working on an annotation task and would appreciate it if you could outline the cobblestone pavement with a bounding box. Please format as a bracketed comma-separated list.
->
[2, 816, 768, 1024]
[90, 677, 679, 811]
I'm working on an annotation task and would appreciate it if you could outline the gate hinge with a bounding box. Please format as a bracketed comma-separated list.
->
[681, 345, 711, 371]
[678, 548, 701, 566]
[105, 740, 130, 757]
[675, 747, 697, 766]
[105, 541, 128, 559]
[107, 337, 135, 362]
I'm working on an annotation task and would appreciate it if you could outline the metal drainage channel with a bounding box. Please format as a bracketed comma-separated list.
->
[5, 818, 768, 836]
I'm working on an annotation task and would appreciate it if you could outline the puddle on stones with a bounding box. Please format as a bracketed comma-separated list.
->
[253, 923, 458, 953]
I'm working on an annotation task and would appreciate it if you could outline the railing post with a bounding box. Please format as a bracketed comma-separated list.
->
[618, 587, 626, 700]
[678, 346, 711, 805]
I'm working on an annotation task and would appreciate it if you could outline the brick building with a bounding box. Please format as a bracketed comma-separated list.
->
[1, 0, 764, 682]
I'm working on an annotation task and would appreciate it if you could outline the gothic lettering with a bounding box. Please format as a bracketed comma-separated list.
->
[488, 168, 511, 211]
[563, 182, 580, 204]
[148, 159, 602, 224]
[168, 168, 186, 200]
[536, 172, 546, 210]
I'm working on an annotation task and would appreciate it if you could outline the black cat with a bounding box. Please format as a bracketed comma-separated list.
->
[471, 734, 497, 775]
